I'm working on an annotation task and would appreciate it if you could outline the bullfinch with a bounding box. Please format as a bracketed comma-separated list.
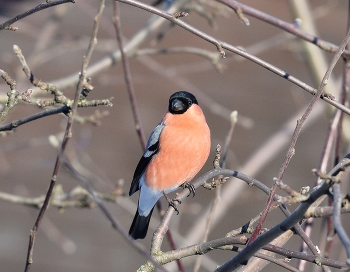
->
[129, 91, 211, 239]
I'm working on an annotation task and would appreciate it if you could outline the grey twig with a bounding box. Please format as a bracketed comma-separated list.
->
[149, 168, 280, 269]
[216, 0, 350, 57]
[23, 1, 105, 271]
[215, 155, 350, 272]
[13, 27, 113, 110]
[0, 0, 75, 31]
[0, 69, 19, 122]
[0, 185, 121, 209]
[113, 1, 146, 149]
[333, 183, 350, 265]
[223, 244, 346, 271]
[0, 106, 69, 132]
[248, 19, 350, 247]
[299, 95, 344, 271]
[116, 0, 350, 116]
[60, 154, 168, 272]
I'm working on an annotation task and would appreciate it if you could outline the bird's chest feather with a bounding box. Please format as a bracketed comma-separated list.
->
[144, 116, 210, 191]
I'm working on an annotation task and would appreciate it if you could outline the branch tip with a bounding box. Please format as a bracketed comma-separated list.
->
[235, 8, 249, 26]
[230, 110, 238, 124]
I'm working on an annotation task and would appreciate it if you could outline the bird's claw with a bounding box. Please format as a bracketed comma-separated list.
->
[181, 182, 195, 197]
[162, 191, 182, 214]
[168, 198, 181, 215]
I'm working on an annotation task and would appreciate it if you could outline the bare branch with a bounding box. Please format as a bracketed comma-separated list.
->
[113, 1, 146, 149]
[0, 0, 75, 31]
[60, 153, 168, 272]
[248, 22, 350, 247]
[0, 185, 122, 209]
[24, 1, 106, 271]
[0, 70, 19, 122]
[0, 106, 69, 132]
[116, 0, 350, 116]
[215, 154, 350, 271]
[333, 183, 350, 265]
[217, 0, 350, 57]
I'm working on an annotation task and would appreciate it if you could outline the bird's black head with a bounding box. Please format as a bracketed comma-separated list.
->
[168, 91, 198, 114]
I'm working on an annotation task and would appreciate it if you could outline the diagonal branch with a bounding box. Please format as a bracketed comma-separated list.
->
[215, 155, 350, 272]
[217, 0, 350, 57]
[24, 1, 106, 271]
[0, 106, 69, 132]
[116, 0, 350, 116]
[247, 21, 350, 247]
[0, 0, 75, 31]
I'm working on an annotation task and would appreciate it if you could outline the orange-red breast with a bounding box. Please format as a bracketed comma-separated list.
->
[129, 91, 211, 239]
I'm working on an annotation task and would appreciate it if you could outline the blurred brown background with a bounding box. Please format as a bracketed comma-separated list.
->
[0, 0, 349, 271]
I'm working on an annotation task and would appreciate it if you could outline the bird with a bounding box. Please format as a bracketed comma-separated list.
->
[129, 91, 211, 239]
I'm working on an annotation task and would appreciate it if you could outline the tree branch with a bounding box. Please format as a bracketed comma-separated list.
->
[0, 0, 75, 31]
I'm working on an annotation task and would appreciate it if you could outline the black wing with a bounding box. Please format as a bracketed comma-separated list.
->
[129, 122, 165, 196]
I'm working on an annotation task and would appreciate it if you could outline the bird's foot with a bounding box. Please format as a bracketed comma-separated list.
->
[168, 199, 181, 215]
[162, 191, 181, 215]
[180, 182, 195, 197]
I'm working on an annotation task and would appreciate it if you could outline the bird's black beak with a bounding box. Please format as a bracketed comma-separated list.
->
[171, 98, 184, 112]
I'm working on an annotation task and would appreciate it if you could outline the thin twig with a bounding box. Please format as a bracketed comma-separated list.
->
[0, 0, 75, 31]
[115, 0, 350, 116]
[220, 111, 237, 166]
[217, 0, 350, 57]
[47, 0, 350, 120]
[327, 9, 350, 259]
[215, 155, 350, 271]
[134, 47, 224, 72]
[194, 145, 223, 272]
[11, 45, 112, 124]
[0, 69, 19, 122]
[247, 22, 350, 247]
[113, 1, 146, 149]
[194, 114, 237, 272]
[220, 236, 348, 270]
[0, 106, 69, 132]
[261, 244, 348, 269]
[333, 183, 350, 265]
[0, 186, 121, 209]
[298, 105, 343, 270]
[60, 153, 168, 272]
[113, 2, 184, 271]
[148, 236, 248, 271]
[141, 236, 247, 271]
[52, 0, 189, 90]
[150, 167, 283, 261]
[304, 205, 350, 218]
[23, 1, 105, 271]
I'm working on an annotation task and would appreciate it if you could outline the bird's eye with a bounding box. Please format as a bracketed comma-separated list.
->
[187, 100, 192, 106]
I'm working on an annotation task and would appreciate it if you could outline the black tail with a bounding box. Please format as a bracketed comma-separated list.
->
[129, 208, 154, 240]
